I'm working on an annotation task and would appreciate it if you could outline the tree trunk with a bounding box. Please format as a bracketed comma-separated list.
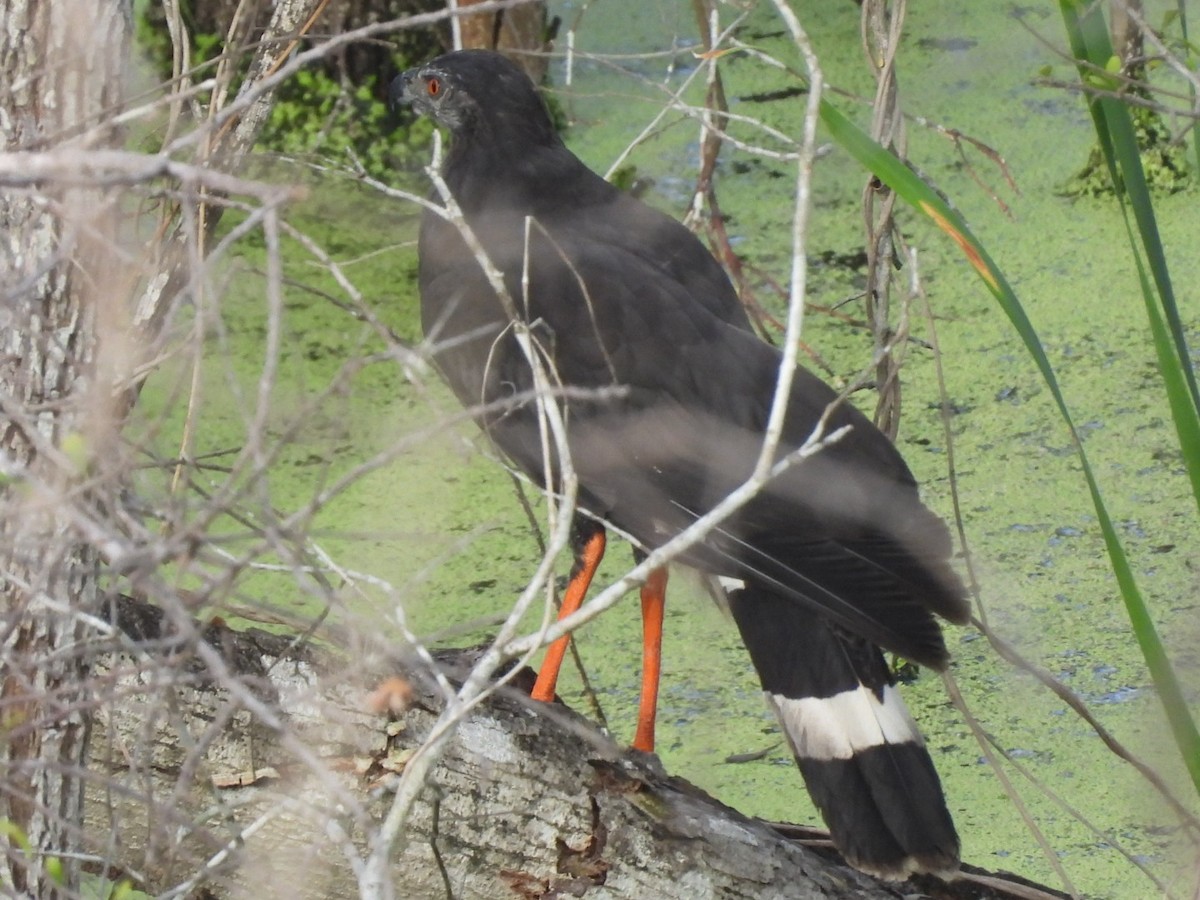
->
[0, 1, 131, 895]
[86, 596, 1059, 900]
[456, 0, 552, 85]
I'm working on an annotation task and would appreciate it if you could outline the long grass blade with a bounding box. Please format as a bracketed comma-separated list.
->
[1058, 0, 1200, 793]
[819, 59, 1200, 794]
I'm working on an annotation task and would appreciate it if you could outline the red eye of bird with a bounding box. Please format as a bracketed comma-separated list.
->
[426, 77, 441, 97]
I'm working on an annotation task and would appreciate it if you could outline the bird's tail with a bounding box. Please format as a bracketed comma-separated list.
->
[727, 583, 960, 880]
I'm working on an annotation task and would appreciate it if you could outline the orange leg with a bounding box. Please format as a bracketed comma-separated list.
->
[632, 567, 668, 753]
[531, 521, 606, 703]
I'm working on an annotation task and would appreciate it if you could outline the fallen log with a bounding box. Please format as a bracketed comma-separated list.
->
[83, 595, 1063, 899]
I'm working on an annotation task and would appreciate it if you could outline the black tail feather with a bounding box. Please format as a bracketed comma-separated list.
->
[728, 584, 960, 880]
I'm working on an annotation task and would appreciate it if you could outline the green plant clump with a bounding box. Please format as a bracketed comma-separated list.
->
[259, 69, 434, 180]
[134, 0, 437, 182]
[1061, 100, 1192, 197]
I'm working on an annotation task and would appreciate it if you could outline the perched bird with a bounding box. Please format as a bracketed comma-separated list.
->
[391, 49, 968, 880]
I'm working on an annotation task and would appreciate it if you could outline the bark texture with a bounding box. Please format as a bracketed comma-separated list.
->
[0, 1, 131, 895]
[457, 0, 552, 85]
[85, 596, 1061, 900]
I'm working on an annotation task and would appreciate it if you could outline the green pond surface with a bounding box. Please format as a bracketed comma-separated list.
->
[133, 2, 1198, 897]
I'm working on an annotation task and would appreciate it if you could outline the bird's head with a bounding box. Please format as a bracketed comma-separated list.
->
[390, 50, 557, 147]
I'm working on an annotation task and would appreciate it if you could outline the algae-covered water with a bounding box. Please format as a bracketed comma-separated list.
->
[133, 2, 1198, 897]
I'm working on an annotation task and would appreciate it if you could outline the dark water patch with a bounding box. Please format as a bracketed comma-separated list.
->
[930, 399, 973, 416]
[916, 36, 978, 52]
[744, 28, 786, 41]
[1022, 97, 1079, 118]
[738, 85, 807, 104]
[1121, 520, 1148, 539]
[730, 158, 787, 180]
[724, 742, 782, 764]
[1091, 686, 1143, 705]
[812, 247, 869, 271]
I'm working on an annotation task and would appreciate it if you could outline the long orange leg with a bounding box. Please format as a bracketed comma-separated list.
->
[632, 566, 668, 753]
[531, 520, 606, 703]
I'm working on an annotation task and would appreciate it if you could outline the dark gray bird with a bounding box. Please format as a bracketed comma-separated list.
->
[392, 49, 967, 880]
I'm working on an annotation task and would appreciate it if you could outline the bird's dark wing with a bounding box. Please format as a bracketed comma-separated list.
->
[560, 189, 753, 333]
[419, 212, 966, 666]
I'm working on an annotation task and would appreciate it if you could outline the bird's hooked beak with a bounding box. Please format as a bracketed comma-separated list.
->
[387, 68, 419, 114]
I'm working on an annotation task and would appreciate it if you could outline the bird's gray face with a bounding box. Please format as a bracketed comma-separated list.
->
[390, 64, 473, 131]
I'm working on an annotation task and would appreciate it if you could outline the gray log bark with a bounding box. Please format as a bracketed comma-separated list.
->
[85, 597, 1057, 900]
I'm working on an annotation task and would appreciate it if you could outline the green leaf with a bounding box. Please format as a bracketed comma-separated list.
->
[0, 818, 31, 856]
[46, 856, 64, 885]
